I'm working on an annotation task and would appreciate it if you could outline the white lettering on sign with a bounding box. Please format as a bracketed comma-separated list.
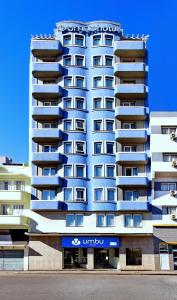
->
[57, 25, 120, 33]
[83, 239, 104, 245]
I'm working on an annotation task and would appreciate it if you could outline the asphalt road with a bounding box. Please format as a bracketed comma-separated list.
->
[0, 274, 177, 300]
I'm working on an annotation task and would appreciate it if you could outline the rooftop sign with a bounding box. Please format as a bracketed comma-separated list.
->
[57, 24, 121, 33]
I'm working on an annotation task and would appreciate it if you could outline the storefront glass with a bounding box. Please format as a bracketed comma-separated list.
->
[64, 248, 87, 269]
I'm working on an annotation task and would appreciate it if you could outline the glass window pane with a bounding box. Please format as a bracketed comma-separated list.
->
[107, 189, 115, 201]
[93, 36, 101, 46]
[76, 166, 84, 177]
[97, 215, 104, 226]
[64, 120, 72, 131]
[106, 142, 114, 154]
[105, 77, 113, 87]
[76, 98, 84, 109]
[66, 215, 75, 226]
[105, 98, 113, 109]
[75, 35, 84, 46]
[93, 56, 101, 66]
[75, 214, 83, 226]
[94, 98, 102, 109]
[106, 214, 114, 226]
[94, 142, 102, 154]
[95, 189, 103, 201]
[94, 77, 102, 88]
[64, 188, 72, 201]
[64, 77, 72, 87]
[94, 120, 102, 131]
[133, 215, 142, 227]
[76, 77, 84, 88]
[64, 98, 72, 109]
[64, 165, 72, 177]
[124, 215, 132, 227]
[64, 143, 72, 154]
[105, 56, 113, 66]
[107, 166, 114, 177]
[64, 56, 71, 65]
[106, 121, 113, 131]
[64, 35, 72, 45]
[95, 165, 103, 177]
[105, 35, 113, 46]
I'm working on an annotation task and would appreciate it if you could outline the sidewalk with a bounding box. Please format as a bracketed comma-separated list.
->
[0, 270, 176, 275]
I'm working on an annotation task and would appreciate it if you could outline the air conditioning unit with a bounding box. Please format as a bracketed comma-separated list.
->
[170, 132, 176, 140]
[171, 214, 177, 220]
[172, 160, 177, 167]
[170, 190, 177, 197]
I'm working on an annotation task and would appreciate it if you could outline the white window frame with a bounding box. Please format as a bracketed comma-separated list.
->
[125, 167, 138, 176]
[104, 75, 114, 88]
[124, 190, 139, 201]
[63, 119, 73, 131]
[74, 54, 85, 67]
[63, 141, 73, 154]
[104, 97, 115, 109]
[74, 140, 86, 154]
[63, 54, 73, 66]
[74, 96, 86, 110]
[74, 164, 86, 178]
[93, 141, 103, 154]
[92, 55, 103, 67]
[74, 33, 85, 47]
[104, 119, 114, 131]
[74, 118, 86, 131]
[92, 33, 103, 47]
[63, 164, 73, 177]
[104, 55, 113, 66]
[93, 97, 104, 109]
[122, 122, 136, 129]
[63, 187, 73, 202]
[105, 164, 115, 177]
[63, 33, 73, 46]
[96, 214, 105, 227]
[104, 141, 115, 155]
[63, 96, 74, 109]
[103, 33, 114, 46]
[92, 76, 103, 88]
[74, 75, 86, 89]
[93, 119, 103, 131]
[93, 164, 104, 177]
[42, 145, 58, 153]
[106, 187, 116, 202]
[124, 214, 142, 227]
[74, 187, 86, 202]
[63, 75, 74, 87]
[94, 187, 104, 202]
[123, 145, 137, 152]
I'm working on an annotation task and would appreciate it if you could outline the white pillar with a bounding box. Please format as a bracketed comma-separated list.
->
[87, 248, 94, 269]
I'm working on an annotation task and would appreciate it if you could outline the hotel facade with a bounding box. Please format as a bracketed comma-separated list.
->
[0, 20, 177, 271]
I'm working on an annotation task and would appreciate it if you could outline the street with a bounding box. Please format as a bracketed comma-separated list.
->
[0, 274, 176, 300]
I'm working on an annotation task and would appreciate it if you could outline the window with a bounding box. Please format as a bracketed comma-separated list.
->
[75, 188, 85, 202]
[75, 119, 84, 131]
[107, 188, 115, 201]
[63, 55, 72, 66]
[3, 181, 9, 190]
[94, 188, 103, 201]
[121, 101, 136, 107]
[165, 207, 177, 214]
[105, 35, 113, 46]
[64, 165, 72, 177]
[66, 214, 83, 227]
[93, 76, 102, 88]
[43, 167, 56, 176]
[96, 214, 115, 227]
[124, 190, 139, 201]
[43, 101, 57, 106]
[63, 34, 72, 45]
[106, 165, 114, 177]
[76, 165, 85, 177]
[64, 76, 72, 87]
[75, 141, 85, 154]
[106, 142, 114, 154]
[126, 248, 142, 266]
[64, 188, 73, 202]
[93, 35, 101, 46]
[75, 97, 85, 110]
[163, 153, 177, 162]
[105, 76, 113, 88]
[75, 35, 84, 46]
[160, 183, 176, 191]
[125, 167, 138, 176]
[105, 120, 114, 131]
[94, 120, 102, 131]
[93, 98, 102, 109]
[124, 214, 142, 227]
[123, 145, 136, 152]
[42, 190, 56, 200]
[105, 97, 114, 109]
[93, 56, 101, 66]
[64, 142, 72, 154]
[42, 122, 57, 128]
[94, 142, 102, 154]
[122, 122, 136, 129]
[43, 145, 58, 152]
[94, 165, 103, 177]
[75, 55, 84, 66]
[162, 127, 177, 134]
[105, 55, 113, 66]
[13, 205, 24, 215]
[76, 76, 84, 88]
[15, 181, 24, 191]
[64, 120, 72, 131]
[0, 205, 13, 215]
[63, 97, 72, 109]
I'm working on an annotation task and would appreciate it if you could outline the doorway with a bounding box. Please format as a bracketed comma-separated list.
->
[64, 248, 87, 269]
[94, 249, 110, 269]
[159, 243, 170, 270]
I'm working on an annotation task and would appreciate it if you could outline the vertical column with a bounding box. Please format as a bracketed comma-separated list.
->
[87, 248, 94, 269]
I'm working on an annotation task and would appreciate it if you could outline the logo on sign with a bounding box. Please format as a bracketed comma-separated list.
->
[72, 238, 81, 246]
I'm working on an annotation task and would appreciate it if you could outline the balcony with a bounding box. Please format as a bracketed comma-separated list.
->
[116, 176, 149, 187]
[31, 200, 63, 210]
[31, 40, 62, 57]
[117, 201, 149, 211]
[114, 63, 146, 78]
[115, 84, 147, 99]
[32, 129, 62, 142]
[114, 40, 146, 57]
[31, 176, 62, 187]
[115, 129, 147, 142]
[32, 63, 62, 78]
[32, 84, 62, 98]
[115, 106, 147, 120]
[32, 106, 63, 121]
[32, 152, 63, 164]
[0, 216, 27, 226]
[0, 191, 28, 202]
[116, 152, 148, 164]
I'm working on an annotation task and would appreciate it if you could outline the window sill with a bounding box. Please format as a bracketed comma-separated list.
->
[92, 153, 115, 156]
[63, 108, 88, 112]
[92, 109, 114, 112]
[63, 130, 86, 134]
[92, 45, 113, 48]
[92, 65, 113, 68]
[63, 65, 87, 69]
[92, 130, 115, 133]
[64, 86, 87, 90]
[63, 45, 87, 48]
[96, 225, 115, 228]
[92, 87, 114, 90]
[93, 177, 115, 179]
[64, 153, 87, 156]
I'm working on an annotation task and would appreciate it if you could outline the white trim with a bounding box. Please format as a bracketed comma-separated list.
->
[92, 33, 103, 47]
[93, 141, 103, 154]
[74, 75, 86, 89]
[92, 54, 103, 67]
[74, 140, 86, 154]
[74, 54, 85, 67]
[94, 187, 104, 201]
[63, 187, 74, 202]
[63, 164, 73, 177]
[63, 118, 73, 131]
[104, 118, 115, 131]
[74, 33, 86, 47]
[105, 164, 115, 177]
[92, 75, 103, 88]
[62, 54, 73, 66]
[104, 96, 115, 109]
[124, 214, 142, 228]
[74, 164, 86, 178]
[74, 96, 86, 110]
[74, 118, 86, 131]
[74, 187, 86, 202]
[93, 164, 104, 177]
[63, 75, 74, 87]
[105, 187, 116, 202]
[63, 141, 74, 154]
[62, 33, 73, 46]
[104, 54, 114, 66]
[93, 118, 103, 131]
[103, 33, 114, 46]
[104, 75, 114, 88]
[92, 96, 104, 109]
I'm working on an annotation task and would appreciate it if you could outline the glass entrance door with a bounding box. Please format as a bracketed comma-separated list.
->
[64, 248, 87, 269]
[94, 248, 110, 269]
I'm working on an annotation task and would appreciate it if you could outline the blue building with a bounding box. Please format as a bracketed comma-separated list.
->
[29, 20, 154, 270]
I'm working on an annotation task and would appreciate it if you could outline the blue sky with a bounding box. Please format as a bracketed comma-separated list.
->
[0, 0, 177, 162]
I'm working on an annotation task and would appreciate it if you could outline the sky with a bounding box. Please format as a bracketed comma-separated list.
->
[0, 0, 177, 162]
